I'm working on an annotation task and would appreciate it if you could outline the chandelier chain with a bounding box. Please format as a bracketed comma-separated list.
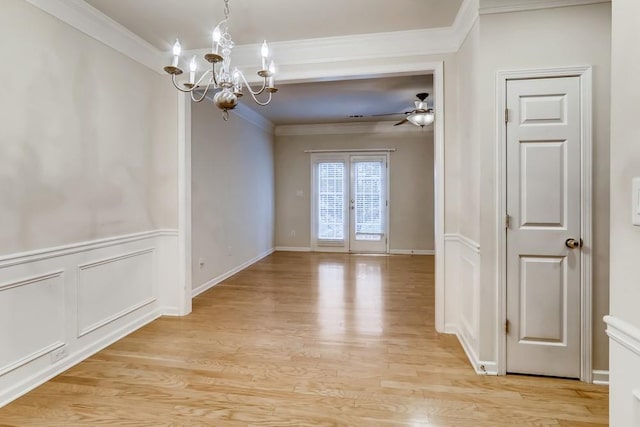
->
[223, 0, 230, 20]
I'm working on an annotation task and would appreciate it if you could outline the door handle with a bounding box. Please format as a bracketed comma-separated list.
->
[565, 238, 582, 249]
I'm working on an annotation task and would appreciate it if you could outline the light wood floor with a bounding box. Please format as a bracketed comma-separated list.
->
[0, 252, 607, 426]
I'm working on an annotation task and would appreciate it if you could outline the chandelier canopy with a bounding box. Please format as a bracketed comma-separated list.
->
[163, 0, 277, 120]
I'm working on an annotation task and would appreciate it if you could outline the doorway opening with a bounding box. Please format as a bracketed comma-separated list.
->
[311, 153, 389, 253]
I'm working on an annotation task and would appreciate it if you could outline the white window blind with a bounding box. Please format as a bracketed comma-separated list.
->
[317, 162, 344, 240]
[354, 161, 384, 240]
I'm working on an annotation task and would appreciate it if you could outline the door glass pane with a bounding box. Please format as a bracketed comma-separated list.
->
[318, 162, 344, 240]
[354, 161, 383, 241]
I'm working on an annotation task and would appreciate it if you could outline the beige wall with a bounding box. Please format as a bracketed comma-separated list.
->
[191, 105, 275, 287]
[0, 0, 177, 256]
[609, 0, 640, 423]
[471, 3, 611, 369]
[275, 130, 434, 251]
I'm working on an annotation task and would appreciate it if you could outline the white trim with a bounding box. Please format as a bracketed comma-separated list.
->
[231, 104, 275, 135]
[605, 315, 640, 358]
[432, 62, 446, 334]
[191, 248, 275, 298]
[274, 247, 312, 252]
[592, 370, 609, 386]
[389, 249, 435, 255]
[177, 93, 192, 316]
[448, 325, 499, 375]
[496, 66, 594, 382]
[24, 0, 479, 76]
[24, 0, 164, 73]
[0, 230, 177, 268]
[452, 0, 480, 50]
[0, 310, 160, 408]
[277, 122, 432, 136]
[444, 233, 481, 253]
[479, 0, 609, 15]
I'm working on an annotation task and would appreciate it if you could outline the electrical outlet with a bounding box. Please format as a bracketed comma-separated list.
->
[50, 346, 68, 363]
[290, 229, 296, 237]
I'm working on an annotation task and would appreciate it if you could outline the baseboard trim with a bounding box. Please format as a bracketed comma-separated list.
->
[446, 324, 498, 376]
[389, 249, 435, 255]
[0, 309, 160, 408]
[192, 248, 275, 298]
[592, 369, 609, 386]
[274, 246, 312, 252]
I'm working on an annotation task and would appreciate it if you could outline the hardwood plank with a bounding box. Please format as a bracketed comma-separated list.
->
[0, 253, 608, 425]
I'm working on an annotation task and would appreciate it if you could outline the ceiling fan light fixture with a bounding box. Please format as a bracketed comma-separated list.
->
[407, 111, 434, 128]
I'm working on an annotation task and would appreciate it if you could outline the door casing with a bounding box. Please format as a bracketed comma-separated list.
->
[496, 66, 593, 382]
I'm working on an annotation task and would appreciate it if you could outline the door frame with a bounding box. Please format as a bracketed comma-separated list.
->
[495, 66, 593, 381]
[177, 61, 445, 332]
[309, 152, 391, 253]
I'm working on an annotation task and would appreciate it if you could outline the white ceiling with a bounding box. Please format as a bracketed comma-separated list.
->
[83, 0, 453, 125]
[84, 0, 463, 51]
[240, 74, 434, 125]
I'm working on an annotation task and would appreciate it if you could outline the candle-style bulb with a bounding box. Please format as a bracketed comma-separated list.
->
[268, 60, 276, 74]
[189, 55, 197, 72]
[212, 26, 221, 43]
[172, 39, 182, 56]
[261, 40, 269, 59]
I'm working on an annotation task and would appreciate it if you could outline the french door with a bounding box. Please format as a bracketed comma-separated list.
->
[312, 154, 388, 253]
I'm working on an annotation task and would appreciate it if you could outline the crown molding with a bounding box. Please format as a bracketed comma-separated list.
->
[24, 0, 165, 73]
[275, 121, 434, 136]
[479, 0, 609, 15]
[231, 104, 275, 135]
[452, 0, 480, 50]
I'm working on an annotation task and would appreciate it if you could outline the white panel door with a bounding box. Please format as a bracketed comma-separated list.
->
[349, 156, 388, 253]
[506, 76, 581, 378]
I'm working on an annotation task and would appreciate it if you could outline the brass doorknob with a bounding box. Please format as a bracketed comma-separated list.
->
[565, 238, 581, 249]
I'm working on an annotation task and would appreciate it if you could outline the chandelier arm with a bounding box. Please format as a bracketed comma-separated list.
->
[247, 90, 272, 106]
[237, 70, 268, 96]
[194, 69, 214, 88]
[171, 74, 196, 93]
[190, 82, 214, 103]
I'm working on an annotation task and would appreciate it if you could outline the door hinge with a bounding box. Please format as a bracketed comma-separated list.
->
[386, 200, 388, 207]
[505, 319, 511, 334]
[505, 214, 511, 229]
[505, 108, 509, 123]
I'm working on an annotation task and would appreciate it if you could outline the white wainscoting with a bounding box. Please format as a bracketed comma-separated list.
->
[0, 229, 179, 408]
[605, 315, 640, 426]
[442, 233, 495, 374]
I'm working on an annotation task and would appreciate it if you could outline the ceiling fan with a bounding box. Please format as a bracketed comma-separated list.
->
[374, 92, 435, 128]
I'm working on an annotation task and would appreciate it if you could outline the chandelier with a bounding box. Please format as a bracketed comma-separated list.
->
[163, 0, 277, 121]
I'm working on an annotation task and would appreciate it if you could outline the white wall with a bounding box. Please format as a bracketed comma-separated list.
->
[274, 127, 434, 252]
[0, 0, 180, 407]
[469, 3, 611, 371]
[607, 0, 640, 424]
[0, 0, 177, 256]
[190, 104, 275, 295]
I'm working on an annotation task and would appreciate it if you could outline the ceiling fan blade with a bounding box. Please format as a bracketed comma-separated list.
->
[372, 111, 412, 117]
[394, 118, 409, 126]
